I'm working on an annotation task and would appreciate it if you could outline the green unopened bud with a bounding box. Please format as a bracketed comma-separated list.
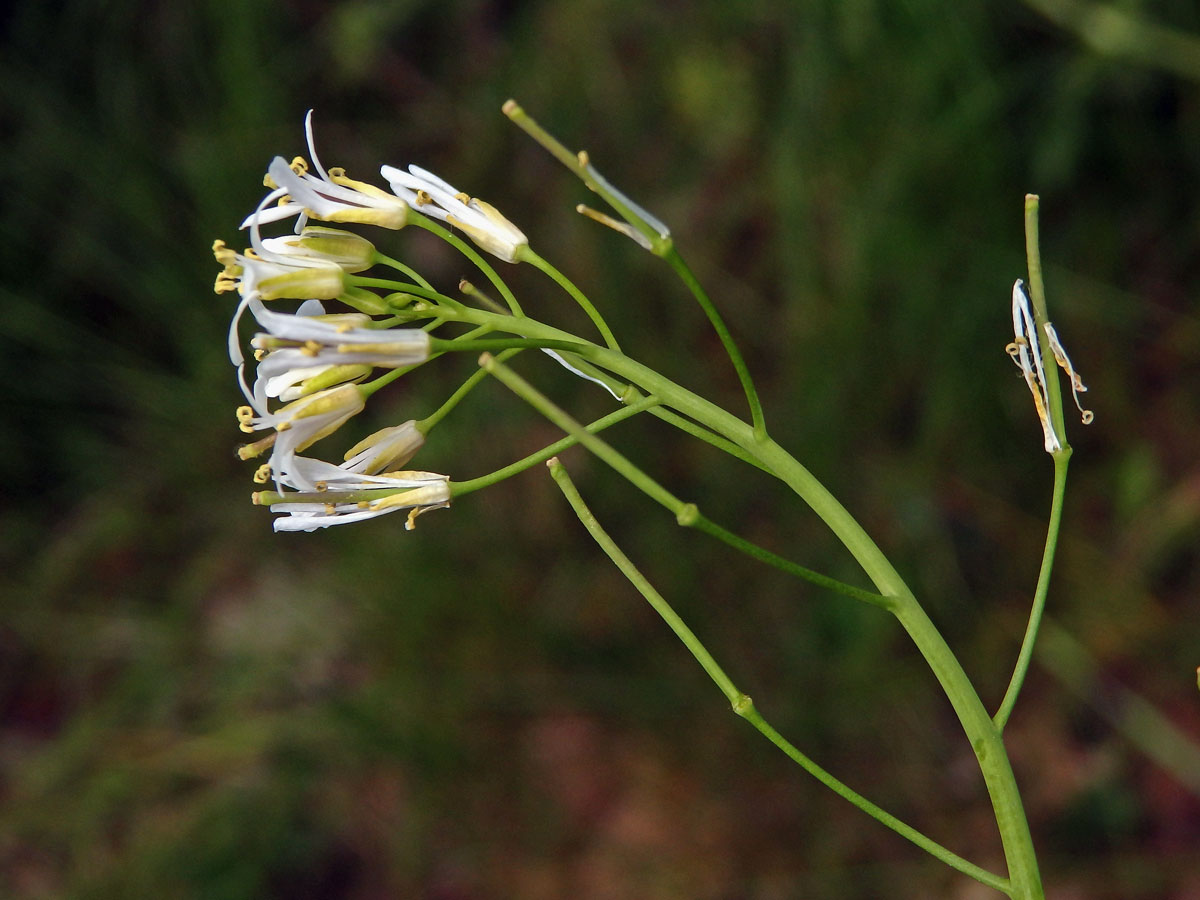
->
[262, 226, 377, 273]
[344, 420, 426, 473]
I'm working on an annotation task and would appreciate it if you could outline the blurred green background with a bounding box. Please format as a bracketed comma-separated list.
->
[3, 0, 1199, 897]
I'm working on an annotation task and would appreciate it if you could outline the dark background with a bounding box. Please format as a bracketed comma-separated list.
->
[3, 1, 1199, 897]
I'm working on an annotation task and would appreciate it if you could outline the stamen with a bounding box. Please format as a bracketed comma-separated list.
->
[236, 405, 256, 433]
[1042, 322, 1094, 425]
[253, 464, 271, 484]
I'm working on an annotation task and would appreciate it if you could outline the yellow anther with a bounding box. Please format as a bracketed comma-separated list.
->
[214, 273, 237, 294]
[290, 156, 309, 175]
[277, 420, 293, 432]
[236, 405, 256, 427]
[212, 239, 237, 267]
[324, 503, 336, 515]
[253, 464, 271, 484]
[328, 167, 346, 178]
[577, 150, 590, 167]
[415, 190, 432, 207]
[303, 340, 322, 356]
[455, 192, 470, 203]
[315, 480, 328, 492]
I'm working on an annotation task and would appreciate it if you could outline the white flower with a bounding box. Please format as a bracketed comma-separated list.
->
[214, 240, 347, 301]
[380, 164, 528, 263]
[247, 302, 431, 413]
[237, 383, 366, 491]
[241, 113, 408, 233]
[258, 466, 451, 532]
[252, 156, 410, 232]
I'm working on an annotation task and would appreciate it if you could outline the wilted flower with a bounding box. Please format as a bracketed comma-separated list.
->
[1006, 279, 1093, 453]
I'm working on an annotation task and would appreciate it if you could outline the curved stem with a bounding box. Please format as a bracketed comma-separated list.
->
[663, 247, 768, 441]
[520, 247, 621, 351]
[439, 308, 1043, 898]
[547, 459, 1009, 895]
[994, 452, 1070, 731]
[373, 251, 433, 289]
[407, 212, 523, 315]
[481, 353, 886, 607]
[452, 396, 661, 497]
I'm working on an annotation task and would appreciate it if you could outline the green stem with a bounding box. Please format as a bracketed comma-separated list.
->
[373, 251, 433, 289]
[663, 247, 768, 441]
[1023, 195, 1069, 448]
[452, 397, 661, 497]
[994, 452, 1070, 731]
[420, 348, 522, 433]
[547, 459, 1009, 895]
[480, 353, 883, 607]
[440, 307, 1043, 897]
[520, 247, 622, 351]
[407, 212, 523, 315]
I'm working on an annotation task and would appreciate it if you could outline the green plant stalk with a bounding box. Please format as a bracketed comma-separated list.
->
[524, 347, 773, 472]
[502, 99, 766, 438]
[547, 458, 1009, 895]
[994, 452, 1069, 731]
[1022, 195, 1070, 449]
[405, 212, 524, 315]
[452, 396, 661, 497]
[373, 251, 434, 289]
[518, 247, 621, 351]
[663, 247, 768, 441]
[994, 195, 1074, 736]
[480, 353, 878, 606]
[419, 348, 523, 433]
[447, 311, 1042, 897]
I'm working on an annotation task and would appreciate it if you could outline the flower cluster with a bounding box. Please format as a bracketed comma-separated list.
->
[213, 112, 528, 531]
